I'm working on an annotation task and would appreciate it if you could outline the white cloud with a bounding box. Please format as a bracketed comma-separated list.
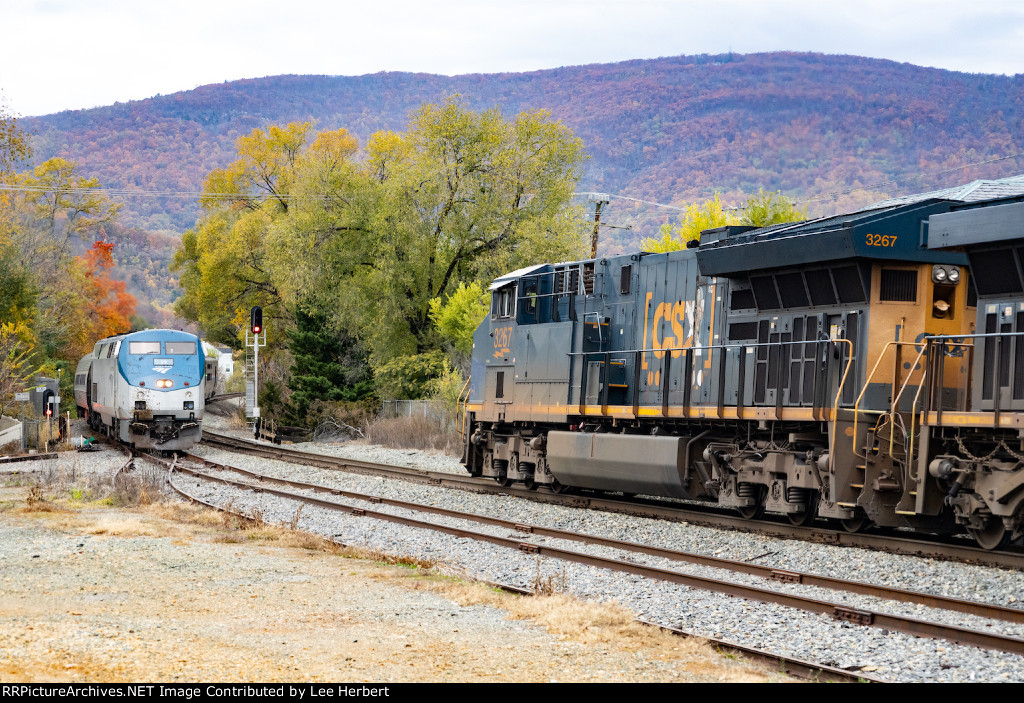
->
[2, 0, 1023, 115]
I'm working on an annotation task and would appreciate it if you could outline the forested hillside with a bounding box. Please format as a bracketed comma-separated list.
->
[23, 52, 1024, 251]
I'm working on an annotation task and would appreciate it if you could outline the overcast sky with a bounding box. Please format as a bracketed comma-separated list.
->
[3, 0, 1023, 117]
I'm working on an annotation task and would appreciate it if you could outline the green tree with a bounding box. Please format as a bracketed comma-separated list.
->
[284, 307, 374, 425]
[740, 188, 807, 227]
[641, 193, 735, 252]
[346, 99, 587, 366]
[174, 102, 588, 407]
[642, 190, 805, 252]
[428, 281, 489, 357]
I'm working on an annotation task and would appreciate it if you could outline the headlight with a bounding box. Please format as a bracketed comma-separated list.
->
[948, 267, 960, 283]
[934, 267, 947, 282]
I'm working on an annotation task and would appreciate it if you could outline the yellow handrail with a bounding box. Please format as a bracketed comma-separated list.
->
[851, 341, 921, 458]
[887, 345, 928, 457]
[828, 339, 856, 476]
[455, 377, 471, 438]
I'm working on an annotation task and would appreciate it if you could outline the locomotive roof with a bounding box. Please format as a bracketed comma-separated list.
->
[695, 198, 969, 276]
[865, 174, 1024, 210]
[927, 196, 1024, 250]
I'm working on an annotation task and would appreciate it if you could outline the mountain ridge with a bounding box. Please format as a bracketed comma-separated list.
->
[22, 51, 1024, 248]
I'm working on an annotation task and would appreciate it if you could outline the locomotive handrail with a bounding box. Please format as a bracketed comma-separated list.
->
[921, 331, 1024, 427]
[568, 337, 854, 429]
[456, 377, 471, 439]
[852, 341, 922, 459]
[888, 344, 929, 463]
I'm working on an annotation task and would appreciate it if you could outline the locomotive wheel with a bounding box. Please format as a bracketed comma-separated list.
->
[787, 493, 819, 526]
[522, 478, 537, 491]
[549, 480, 567, 494]
[496, 474, 513, 488]
[737, 487, 766, 520]
[968, 518, 1010, 551]
[840, 516, 869, 533]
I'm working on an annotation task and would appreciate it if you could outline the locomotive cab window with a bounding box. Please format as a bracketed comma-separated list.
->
[129, 341, 161, 355]
[166, 341, 197, 355]
[492, 286, 515, 319]
[518, 277, 538, 323]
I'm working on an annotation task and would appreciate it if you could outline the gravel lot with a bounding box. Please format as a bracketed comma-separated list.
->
[0, 443, 782, 683]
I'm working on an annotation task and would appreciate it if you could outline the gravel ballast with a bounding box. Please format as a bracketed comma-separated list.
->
[179, 432, 1024, 683]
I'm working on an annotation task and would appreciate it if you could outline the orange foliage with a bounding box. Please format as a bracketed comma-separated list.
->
[80, 240, 137, 339]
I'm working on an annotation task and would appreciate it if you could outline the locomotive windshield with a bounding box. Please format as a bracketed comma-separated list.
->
[128, 341, 161, 355]
[165, 341, 197, 355]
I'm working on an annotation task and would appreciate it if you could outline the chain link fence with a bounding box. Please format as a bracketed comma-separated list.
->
[1, 416, 63, 452]
[380, 399, 450, 422]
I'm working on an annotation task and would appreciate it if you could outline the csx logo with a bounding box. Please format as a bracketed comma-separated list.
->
[493, 326, 512, 359]
[643, 293, 694, 362]
[642, 292, 696, 385]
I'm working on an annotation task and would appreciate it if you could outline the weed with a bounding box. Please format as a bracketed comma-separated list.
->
[531, 556, 568, 595]
[70, 486, 92, 502]
[288, 503, 305, 530]
[362, 414, 459, 455]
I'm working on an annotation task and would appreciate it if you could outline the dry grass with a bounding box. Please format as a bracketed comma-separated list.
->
[362, 414, 460, 454]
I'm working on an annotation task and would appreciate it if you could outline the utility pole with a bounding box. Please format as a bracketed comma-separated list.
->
[589, 193, 610, 259]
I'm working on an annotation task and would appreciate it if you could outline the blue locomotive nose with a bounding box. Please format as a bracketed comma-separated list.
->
[120, 339, 204, 389]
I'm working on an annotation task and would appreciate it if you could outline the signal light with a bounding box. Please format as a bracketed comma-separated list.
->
[251, 306, 263, 335]
[42, 389, 54, 417]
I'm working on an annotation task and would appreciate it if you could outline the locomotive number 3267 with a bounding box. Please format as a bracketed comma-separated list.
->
[866, 234, 897, 247]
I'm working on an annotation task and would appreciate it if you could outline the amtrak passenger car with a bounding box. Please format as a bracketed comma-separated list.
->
[74, 330, 205, 450]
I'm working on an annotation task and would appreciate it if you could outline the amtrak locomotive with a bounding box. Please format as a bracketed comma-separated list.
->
[74, 329, 205, 451]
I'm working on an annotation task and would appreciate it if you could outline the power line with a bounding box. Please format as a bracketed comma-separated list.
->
[573, 192, 684, 211]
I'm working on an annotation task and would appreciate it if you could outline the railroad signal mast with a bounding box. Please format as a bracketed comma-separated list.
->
[245, 306, 265, 422]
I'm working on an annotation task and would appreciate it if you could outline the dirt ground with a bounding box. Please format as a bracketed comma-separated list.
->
[0, 481, 789, 683]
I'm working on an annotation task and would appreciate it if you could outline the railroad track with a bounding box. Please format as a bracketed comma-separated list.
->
[155, 451, 886, 683]
[167, 452, 1024, 657]
[200, 430, 1024, 569]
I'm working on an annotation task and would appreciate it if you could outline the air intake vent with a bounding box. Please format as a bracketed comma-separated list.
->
[880, 269, 917, 302]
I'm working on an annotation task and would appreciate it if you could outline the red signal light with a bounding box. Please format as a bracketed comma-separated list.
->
[45, 408, 52, 416]
[251, 306, 263, 335]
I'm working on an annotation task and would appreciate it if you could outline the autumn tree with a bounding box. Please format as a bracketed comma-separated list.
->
[642, 190, 804, 252]
[343, 99, 587, 366]
[0, 94, 30, 176]
[175, 101, 587, 411]
[82, 240, 137, 339]
[741, 188, 807, 227]
[641, 193, 734, 252]
[10, 157, 120, 273]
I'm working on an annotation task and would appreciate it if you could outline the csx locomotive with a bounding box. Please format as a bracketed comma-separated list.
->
[460, 192, 1024, 549]
[74, 329, 205, 451]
